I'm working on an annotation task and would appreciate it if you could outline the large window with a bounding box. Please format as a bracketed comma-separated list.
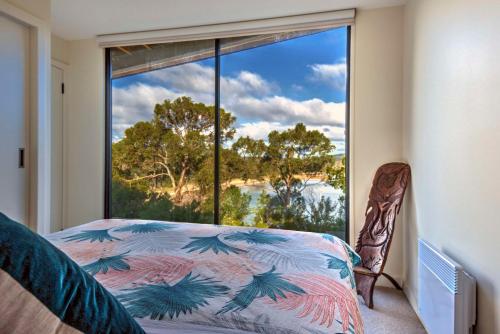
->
[106, 27, 350, 240]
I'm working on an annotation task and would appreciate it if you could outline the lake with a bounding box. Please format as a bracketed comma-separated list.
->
[238, 179, 343, 225]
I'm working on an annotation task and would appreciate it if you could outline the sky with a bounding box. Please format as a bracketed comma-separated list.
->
[112, 27, 347, 153]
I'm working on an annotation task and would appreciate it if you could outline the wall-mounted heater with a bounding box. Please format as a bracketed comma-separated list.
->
[418, 239, 476, 334]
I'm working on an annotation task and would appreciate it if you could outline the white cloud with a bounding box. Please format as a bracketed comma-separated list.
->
[113, 62, 346, 140]
[227, 96, 345, 127]
[146, 63, 214, 96]
[145, 63, 274, 98]
[230, 71, 274, 95]
[112, 83, 180, 140]
[235, 122, 286, 140]
[235, 121, 345, 142]
[309, 61, 346, 90]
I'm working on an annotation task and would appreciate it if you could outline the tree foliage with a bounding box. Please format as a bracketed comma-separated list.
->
[220, 186, 251, 226]
[266, 123, 335, 208]
[230, 136, 268, 182]
[327, 156, 346, 193]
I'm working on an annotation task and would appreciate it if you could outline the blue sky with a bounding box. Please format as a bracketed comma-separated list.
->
[221, 28, 347, 103]
[112, 27, 347, 153]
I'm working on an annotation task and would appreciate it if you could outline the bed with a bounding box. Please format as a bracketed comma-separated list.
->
[46, 219, 364, 334]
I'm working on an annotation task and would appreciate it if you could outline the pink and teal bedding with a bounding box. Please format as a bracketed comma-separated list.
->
[0, 213, 144, 334]
[46, 219, 364, 334]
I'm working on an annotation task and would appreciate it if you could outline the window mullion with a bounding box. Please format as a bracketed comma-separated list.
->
[214, 39, 221, 225]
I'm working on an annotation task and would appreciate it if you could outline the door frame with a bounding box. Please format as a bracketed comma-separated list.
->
[51, 60, 68, 231]
[0, 1, 51, 234]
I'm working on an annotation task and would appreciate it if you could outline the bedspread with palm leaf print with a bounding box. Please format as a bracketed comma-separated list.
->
[46, 219, 364, 334]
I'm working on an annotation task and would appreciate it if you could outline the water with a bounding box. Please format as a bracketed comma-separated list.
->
[238, 179, 343, 225]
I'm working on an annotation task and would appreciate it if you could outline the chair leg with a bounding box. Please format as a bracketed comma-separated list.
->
[381, 272, 402, 290]
[355, 272, 377, 309]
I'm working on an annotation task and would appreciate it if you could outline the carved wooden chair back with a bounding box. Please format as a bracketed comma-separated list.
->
[355, 162, 411, 275]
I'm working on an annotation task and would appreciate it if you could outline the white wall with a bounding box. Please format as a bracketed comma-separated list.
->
[64, 39, 105, 228]
[51, 34, 68, 64]
[403, 0, 500, 332]
[353, 6, 405, 285]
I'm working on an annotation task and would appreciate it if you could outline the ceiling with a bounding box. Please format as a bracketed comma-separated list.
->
[52, 0, 406, 41]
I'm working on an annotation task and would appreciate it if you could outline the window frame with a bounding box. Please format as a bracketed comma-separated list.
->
[104, 26, 352, 243]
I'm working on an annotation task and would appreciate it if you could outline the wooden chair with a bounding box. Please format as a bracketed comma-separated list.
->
[354, 162, 411, 309]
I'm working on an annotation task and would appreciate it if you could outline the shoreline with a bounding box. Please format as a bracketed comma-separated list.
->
[155, 174, 332, 199]
[227, 174, 328, 188]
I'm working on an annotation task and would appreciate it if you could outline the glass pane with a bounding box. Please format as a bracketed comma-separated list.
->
[111, 39, 215, 78]
[111, 41, 216, 224]
[219, 28, 348, 239]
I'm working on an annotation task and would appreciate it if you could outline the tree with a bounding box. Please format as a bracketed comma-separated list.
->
[253, 191, 271, 228]
[111, 180, 147, 218]
[112, 96, 235, 203]
[112, 121, 163, 193]
[230, 136, 268, 181]
[220, 186, 251, 226]
[152, 97, 235, 202]
[325, 156, 347, 234]
[326, 156, 346, 193]
[304, 196, 345, 233]
[111, 179, 212, 224]
[139, 196, 212, 224]
[266, 123, 335, 208]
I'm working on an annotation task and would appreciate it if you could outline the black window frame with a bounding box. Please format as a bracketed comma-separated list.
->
[104, 26, 352, 243]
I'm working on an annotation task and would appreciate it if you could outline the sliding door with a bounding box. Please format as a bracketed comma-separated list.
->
[107, 27, 349, 240]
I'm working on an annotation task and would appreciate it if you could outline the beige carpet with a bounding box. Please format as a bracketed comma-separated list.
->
[359, 287, 427, 334]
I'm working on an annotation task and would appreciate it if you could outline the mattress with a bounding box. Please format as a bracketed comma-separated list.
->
[46, 219, 363, 334]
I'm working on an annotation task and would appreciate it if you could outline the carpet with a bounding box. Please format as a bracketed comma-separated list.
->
[360, 287, 426, 334]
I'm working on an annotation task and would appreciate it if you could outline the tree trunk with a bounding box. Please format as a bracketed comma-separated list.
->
[283, 175, 293, 208]
[173, 161, 188, 203]
[157, 151, 177, 190]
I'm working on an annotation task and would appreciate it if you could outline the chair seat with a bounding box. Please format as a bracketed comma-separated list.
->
[353, 266, 378, 277]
